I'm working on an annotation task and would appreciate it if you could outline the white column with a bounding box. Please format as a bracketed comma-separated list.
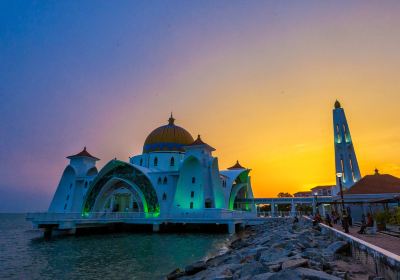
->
[228, 222, 235, 234]
[271, 203, 275, 217]
[291, 200, 296, 217]
[152, 223, 160, 232]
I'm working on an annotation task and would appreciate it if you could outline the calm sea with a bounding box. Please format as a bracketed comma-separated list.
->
[0, 214, 231, 280]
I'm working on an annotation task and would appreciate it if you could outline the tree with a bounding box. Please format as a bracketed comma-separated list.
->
[277, 192, 293, 198]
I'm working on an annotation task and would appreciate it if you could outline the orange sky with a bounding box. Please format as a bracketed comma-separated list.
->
[2, 1, 400, 211]
[94, 2, 400, 198]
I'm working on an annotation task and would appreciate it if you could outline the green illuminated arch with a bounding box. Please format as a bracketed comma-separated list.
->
[228, 170, 251, 210]
[83, 160, 159, 214]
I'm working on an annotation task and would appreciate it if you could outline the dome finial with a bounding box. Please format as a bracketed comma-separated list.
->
[334, 100, 341, 109]
[168, 112, 175, 125]
[374, 168, 379, 175]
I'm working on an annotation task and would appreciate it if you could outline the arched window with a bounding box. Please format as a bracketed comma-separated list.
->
[157, 177, 162, 184]
[192, 177, 196, 184]
[170, 157, 175, 166]
[163, 177, 168, 184]
[140, 158, 143, 166]
[66, 195, 70, 201]
[69, 183, 73, 189]
[162, 192, 167, 200]
[84, 181, 88, 188]
[64, 203, 67, 210]
[191, 191, 194, 198]
[154, 157, 158, 166]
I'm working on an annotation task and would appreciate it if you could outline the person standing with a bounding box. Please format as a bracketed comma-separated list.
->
[342, 211, 350, 233]
[325, 213, 333, 227]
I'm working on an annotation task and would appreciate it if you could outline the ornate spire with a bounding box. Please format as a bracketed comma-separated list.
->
[227, 160, 246, 170]
[374, 168, 380, 175]
[168, 112, 175, 125]
[67, 147, 99, 161]
[334, 100, 341, 109]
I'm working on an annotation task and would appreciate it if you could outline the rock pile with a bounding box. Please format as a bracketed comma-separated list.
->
[167, 218, 374, 280]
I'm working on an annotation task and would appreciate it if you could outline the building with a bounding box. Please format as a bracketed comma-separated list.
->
[293, 191, 312, 198]
[48, 114, 255, 221]
[311, 185, 334, 197]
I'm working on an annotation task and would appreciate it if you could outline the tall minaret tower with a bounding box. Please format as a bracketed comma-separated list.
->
[333, 100, 361, 190]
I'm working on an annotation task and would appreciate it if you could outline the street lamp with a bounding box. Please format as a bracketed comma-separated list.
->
[313, 192, 318, 215]
[336, 172, 345, 213]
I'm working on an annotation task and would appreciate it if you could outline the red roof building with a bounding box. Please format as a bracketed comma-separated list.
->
[345, 169, 400, 195]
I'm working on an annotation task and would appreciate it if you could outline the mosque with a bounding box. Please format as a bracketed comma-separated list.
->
[47, 114, 255, 221]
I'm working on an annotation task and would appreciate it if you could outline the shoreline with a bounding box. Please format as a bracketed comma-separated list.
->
[167, 218, 376, 280]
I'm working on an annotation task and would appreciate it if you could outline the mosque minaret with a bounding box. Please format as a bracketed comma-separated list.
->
[333, 100, 361, 191]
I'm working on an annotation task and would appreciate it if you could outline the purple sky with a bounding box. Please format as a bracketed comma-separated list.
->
[1, 1, 400, 212]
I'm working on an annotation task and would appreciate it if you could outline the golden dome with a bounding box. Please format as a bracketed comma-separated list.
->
[143, 114, 194, 153]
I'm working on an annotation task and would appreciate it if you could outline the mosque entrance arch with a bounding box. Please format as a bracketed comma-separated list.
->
[83, 160, 160, 214]
[92, 178, 146, 213]
[228, 170, 251, 211]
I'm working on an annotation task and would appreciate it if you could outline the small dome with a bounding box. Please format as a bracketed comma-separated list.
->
[334, 100, 341, 109]
[143, 114, 194, 153]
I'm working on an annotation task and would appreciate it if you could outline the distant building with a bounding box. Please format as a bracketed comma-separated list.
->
[293, 191, 312, 198]
[311, 185, 334, 196]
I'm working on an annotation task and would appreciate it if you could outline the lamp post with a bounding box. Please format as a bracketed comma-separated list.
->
[313, 192, 318, 214]
[336, 172, 345, 213]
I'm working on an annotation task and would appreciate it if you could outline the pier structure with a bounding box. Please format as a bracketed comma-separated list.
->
[27, 210, 257, 236]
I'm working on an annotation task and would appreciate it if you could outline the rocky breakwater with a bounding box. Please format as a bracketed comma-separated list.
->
[167, 218, 376, 280]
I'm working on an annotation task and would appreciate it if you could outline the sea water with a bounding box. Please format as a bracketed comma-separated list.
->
[0, 214, 230, 279]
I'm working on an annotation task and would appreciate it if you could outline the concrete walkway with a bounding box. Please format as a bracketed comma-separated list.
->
[328, 222, 400, 256]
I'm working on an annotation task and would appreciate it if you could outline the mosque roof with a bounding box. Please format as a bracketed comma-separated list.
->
[227, 160, 246, 170]
[345, 170, 400, 194]
[143, 114, 194, 153]
[186, 135, 215, 151]
[67, 147, 99, 161]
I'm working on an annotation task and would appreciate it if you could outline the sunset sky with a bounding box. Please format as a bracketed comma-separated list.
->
[1, 1, 400, 211]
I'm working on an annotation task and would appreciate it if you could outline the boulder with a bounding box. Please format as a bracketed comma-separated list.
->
[237, 261, 268, 278]
[295, 267, 342, 280]
[324, 241, 349, 256]
[252, 272, 274, 280]
[259, 248, 290, 263]
[268, 269, 302, 280]
[281, 258, 309, 270]
[184, 260, 207, 275]
[166, 268, 186, 280]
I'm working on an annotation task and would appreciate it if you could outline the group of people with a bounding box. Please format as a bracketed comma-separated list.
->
[312, 207, 374, 235]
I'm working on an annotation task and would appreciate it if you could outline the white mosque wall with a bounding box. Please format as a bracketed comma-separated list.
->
[48, 165, 77, 212]
[49, 157, 98, 213]
[173, 156, 205, 211]
[130, 152, 185, 172]
[210, 158, 227, 208]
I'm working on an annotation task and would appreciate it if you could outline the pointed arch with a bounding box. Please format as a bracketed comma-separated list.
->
[83, 160, 159, 214]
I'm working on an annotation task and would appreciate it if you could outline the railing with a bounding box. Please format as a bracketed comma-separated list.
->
[26, 211, 159, 222]
[257, 211, 313, 218]
[26, 209, 256, 223]
[173, 209, 256, 220]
